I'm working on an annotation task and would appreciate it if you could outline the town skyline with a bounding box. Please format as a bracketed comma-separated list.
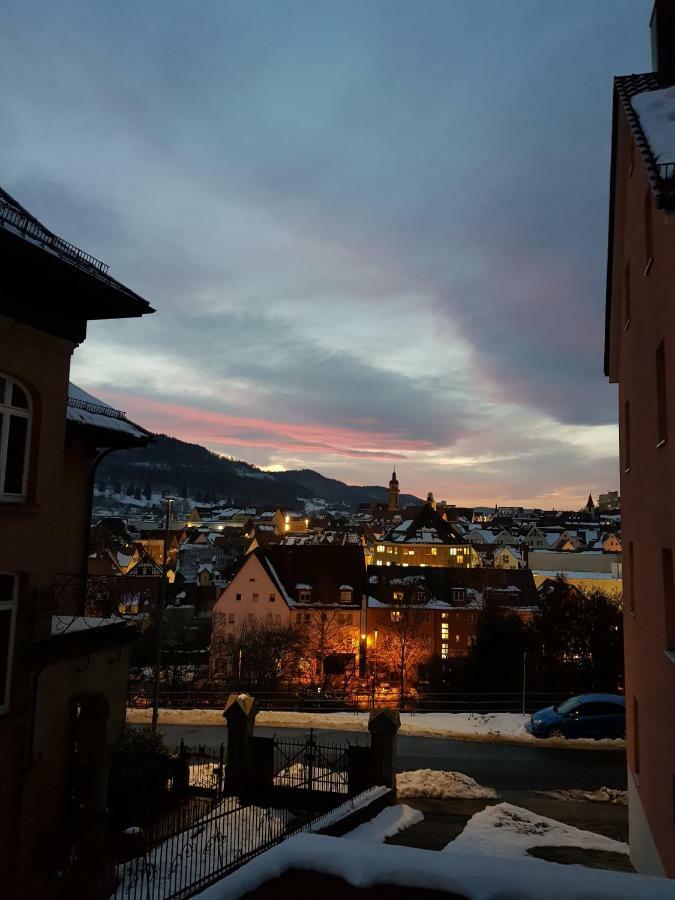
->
[2, 0, 651, 508]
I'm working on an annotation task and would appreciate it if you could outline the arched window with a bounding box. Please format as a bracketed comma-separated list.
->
[0, 376, 32, 501]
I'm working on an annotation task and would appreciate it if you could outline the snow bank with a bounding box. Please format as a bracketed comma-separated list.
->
[343, 804, 423, 842]
[632, 86, 675, 163]
[443, 802, 628, 860]
[539, 787, 628, 805]
[127, 708, 625, 749]
[397, 769, 497, 800]
[193, 832, 674, 900]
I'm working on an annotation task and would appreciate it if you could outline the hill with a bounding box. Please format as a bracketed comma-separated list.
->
[96, 433, 421, 510]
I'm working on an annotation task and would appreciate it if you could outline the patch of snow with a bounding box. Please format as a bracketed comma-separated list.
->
[52, 614, 125, 636]
[343, 804, 423, 842]
[193, 832, 673, 900]
[397, 769, 496, 800]
[632, 86, 675, 164]
[538, 787, 627, 805]
[443, 802, 628, 859]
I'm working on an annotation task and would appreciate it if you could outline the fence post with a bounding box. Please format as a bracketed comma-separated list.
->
[223, 693, 258, 795]
[368, 708, 400, 793]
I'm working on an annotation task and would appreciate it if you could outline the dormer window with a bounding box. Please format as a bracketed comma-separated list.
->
[0, 375, 31, 502]
[451, 588, 466, 604]
[296, 584, 312, 603]
[339, 585, 353, 603]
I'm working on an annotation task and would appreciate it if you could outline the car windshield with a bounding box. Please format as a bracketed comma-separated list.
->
[554, 697, 581, 715]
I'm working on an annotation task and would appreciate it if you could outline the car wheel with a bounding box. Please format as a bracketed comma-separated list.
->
[548, 728, 564, 739]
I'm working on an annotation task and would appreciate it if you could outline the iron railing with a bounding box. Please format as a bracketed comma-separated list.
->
[272, 729, 350, 794]
[67, 396, 128, 420]
[0, 197, 109, 273]
[656, 161, 675, 182]
[127, 687, 574, 715]
[108, 788, 373, 900]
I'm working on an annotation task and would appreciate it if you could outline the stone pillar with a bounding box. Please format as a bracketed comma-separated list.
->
[368, 708, 400, 792]
[223, 693, 258, 795]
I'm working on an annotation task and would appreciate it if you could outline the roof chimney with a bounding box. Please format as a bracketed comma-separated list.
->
[651, 0, 675, 83]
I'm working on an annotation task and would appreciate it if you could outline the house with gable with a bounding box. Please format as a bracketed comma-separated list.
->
[372, 500, 479, 569]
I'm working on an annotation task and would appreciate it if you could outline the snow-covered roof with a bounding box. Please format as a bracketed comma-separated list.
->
[67, 384, 149, 441]
[632, 86, 675, 165]
[339, 584, 353, 591]
[51, 614, 126, 636]
[295, 583, 312, 590]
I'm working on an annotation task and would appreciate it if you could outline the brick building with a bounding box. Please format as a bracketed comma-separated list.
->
[605, 2, 675, 876]
[0, 187, 153, 895]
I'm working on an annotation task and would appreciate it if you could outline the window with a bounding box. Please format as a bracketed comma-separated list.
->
[455, 634, 461, 643]
[441, 623, 449, 640]
[390, 611, 402, 623]
[451, 588, 466, 604]
[252, 593, 259, 603]
[393, 591, 404, 601]
[449, 548, 457, 556]
[407, 550, 414, 556]
[0, 376, 31, 501]
[663, 549, 674, 651]
[339, 588, 353, 603]
[656, 340, 667, 446]
[298, 589, 311, 602]
[228, 612, 235, 624]
[235, 593, 242, 602]
[623, 400, 631, 472]
[269, 593, 276, 603]
[376, 545, 385, 553]
[628, 541, 635, 615]
[644, 189, 653, 274]
[0, 573, 17, 714]
[441, 643, 448, 660]
[624, 263, 631, 329]
[431, 547, 437, 556]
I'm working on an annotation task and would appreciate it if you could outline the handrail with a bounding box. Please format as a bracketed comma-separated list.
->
[0, 198, 109, 274]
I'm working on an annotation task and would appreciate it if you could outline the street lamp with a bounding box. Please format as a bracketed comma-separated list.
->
[151, 496, 175, 732]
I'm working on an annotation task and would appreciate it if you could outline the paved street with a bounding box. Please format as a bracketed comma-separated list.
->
[156, 724, 627, 792]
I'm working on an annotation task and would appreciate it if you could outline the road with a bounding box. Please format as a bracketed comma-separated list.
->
[155, 724, 627, 792]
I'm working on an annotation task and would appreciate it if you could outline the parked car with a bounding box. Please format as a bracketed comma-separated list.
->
[525, 693, 625, 740]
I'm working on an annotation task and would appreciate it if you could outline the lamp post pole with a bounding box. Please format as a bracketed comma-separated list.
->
[151, 496, 173, 732]
[522, 651, 527, 717]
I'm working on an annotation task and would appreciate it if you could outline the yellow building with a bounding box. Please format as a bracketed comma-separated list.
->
[372, 502, 477, 569]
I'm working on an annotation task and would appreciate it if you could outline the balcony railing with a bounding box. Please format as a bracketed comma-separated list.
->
[0, 197, 109, 274]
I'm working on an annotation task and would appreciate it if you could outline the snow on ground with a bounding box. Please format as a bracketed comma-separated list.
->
[194, 832, 674, 900]
[127, 708, 625, 749]
[443, 802, 628, 860]
[343, 804, 423, 842]
[397, 769, 497, 800]
[538, 787, 627, 805]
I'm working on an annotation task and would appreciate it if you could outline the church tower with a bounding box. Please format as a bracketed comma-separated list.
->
[426, 491, 436, 510]
[387, 470, 400, 512]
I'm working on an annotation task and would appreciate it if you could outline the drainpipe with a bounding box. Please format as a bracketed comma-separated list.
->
[80, 447, 116, 614]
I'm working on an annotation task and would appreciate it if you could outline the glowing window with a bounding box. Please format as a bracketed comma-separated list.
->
[431, 547, 437, 556]
[376, 545, 385, 553]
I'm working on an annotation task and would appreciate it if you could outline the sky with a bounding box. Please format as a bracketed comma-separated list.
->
[1, 1, 653, 507]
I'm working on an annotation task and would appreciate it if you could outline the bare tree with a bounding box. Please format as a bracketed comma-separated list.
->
[211, 614, 303, 690]
[377, 605, 432, 698]
[296, 608, 358, 690]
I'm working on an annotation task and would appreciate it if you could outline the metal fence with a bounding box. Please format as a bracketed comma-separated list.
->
[128, 687, 572, 715]
[108, 789, 371, 900]
[272, 729, 350, 794]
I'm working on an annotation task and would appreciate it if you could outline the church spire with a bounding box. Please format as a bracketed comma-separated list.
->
[387, 470, 400, 512]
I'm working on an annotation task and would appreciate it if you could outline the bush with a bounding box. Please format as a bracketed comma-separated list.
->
[108, 726, 176, 823]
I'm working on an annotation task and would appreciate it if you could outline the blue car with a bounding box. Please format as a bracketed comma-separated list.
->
[526, 693, 626, 740]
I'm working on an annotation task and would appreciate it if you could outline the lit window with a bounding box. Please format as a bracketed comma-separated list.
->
[455, 634, 460, 643]
[431, 547, 437, 556]
[393, 591, 404, 601]
[408, 550, 415, 556]
[376, 545, 385, 553]
[390, 611, 402, 622]
[0, 573, 17, 714]
[0, 376, 31, 502]
[386, 547, 393, 554]
[449, 548, 457, 556]
[441, 623, 449, 639]
[375, 560, 383, 567]
[441, 643, 448, 659]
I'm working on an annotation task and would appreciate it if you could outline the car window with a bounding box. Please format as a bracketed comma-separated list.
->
[556, 697, 581, 715]
[576, 702, 621, 717]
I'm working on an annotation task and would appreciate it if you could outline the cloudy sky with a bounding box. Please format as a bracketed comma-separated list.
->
[2, 1, 652, 506]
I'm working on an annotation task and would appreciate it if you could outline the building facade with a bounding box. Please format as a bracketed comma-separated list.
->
[605, 4, 675, 876]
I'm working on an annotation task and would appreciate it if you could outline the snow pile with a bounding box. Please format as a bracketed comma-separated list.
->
[539, 787, 627, 805]
[343, 804, 423, 842]
[126, 708, 625, 748]
[443, 802, 628, 860]
[632, 86, 675, 163]
[194, 832, 674, 900]
[397, 769, 497, 800]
